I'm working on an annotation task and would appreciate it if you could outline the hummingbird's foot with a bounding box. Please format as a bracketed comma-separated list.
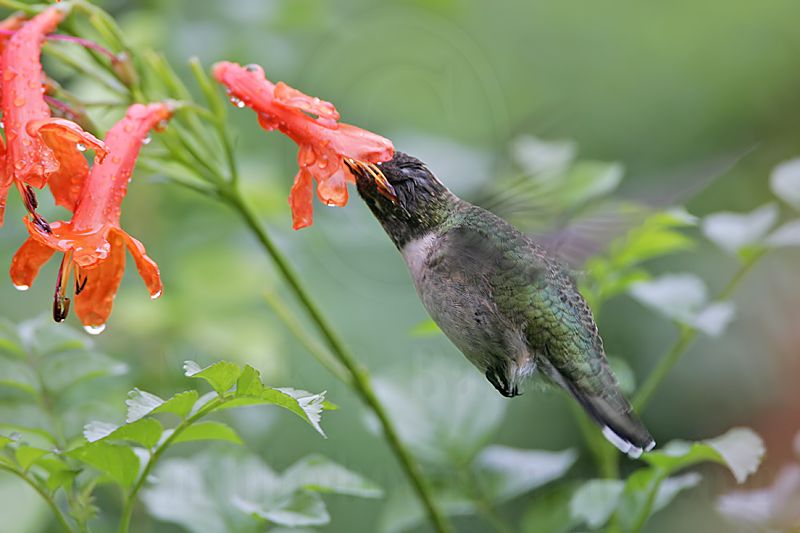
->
[485, 366, 520, 398]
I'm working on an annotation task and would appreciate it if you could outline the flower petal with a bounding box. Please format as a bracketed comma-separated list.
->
[28, 118, 107, 211]
[2, 5, 68, 189]
[289, 167, 314, 230]
[316, 166, 349, 207]
[116, 228, 162, 299]
[9, 236, 54, 289]
[74, 231, 126, 329]
[274, 81, 340, 125]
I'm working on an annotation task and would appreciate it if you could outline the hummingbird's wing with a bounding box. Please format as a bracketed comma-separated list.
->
[473, 147, 751, 268]
[451, 204, 654, 456]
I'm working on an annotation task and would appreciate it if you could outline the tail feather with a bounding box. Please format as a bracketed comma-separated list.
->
[541, 358, 655, 458]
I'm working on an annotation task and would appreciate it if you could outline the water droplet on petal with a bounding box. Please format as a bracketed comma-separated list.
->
[0, 121, 5, 129]
[150, 290, 162, 300]
[244, 63, 260, 72]
[325, 200, 336, 206]
[229, 95, 245, 108]
[142, 135, 152, 145]
[13, 284, 29, 291]
[83, 324, 106, 335]
[76, 143, 86, 152]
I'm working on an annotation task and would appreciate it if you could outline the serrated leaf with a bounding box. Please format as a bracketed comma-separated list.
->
[234, 490, 330, 527]
[172, 421, 242, 445]
[184, 360, 241, 395]
[266, 388, 326, 437]
[236, 365, 263, 397]
[766, 219, 800, 247]
[46, 468, 78, 492]
[153, 390, 199, 419]
[643, 427, 765, 483]
[15, 445, 48, 471]
[475, 446, 577, 502]
[68, 442, 140, 487]
[126, 389, 165, 423]
[716, 464, 800, 529]
[702, 204, 777, 255]
[84, 418, 164, 448]
[770, 158, 800, 210]
[571, 479, 624, 529]
[282, 454, 383, 498]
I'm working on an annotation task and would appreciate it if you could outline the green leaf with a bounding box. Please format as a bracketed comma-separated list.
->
[570, 479, 624, 529]
[642, 427, 765, 483]
[379, 484, 474, 533]
[154, 390, 199, 419]
[512, 135, 576, 175]
[126, 388, 165, 423]
[282, 454, 383, 498]
[716, 464, 800, 529]
[608, 357, 636, 395]
[371, 357, 506, 466]
[84, 418, 164, 448]
[172, 421, 242, 445]
[554, 161, 624, 208]
[244, 388, 327, 437]
[770, 158, 800, 210]
[701, 204, 777, 256]
[652, 472, 702, 513]
[41, 350, 127, 392]
[184, 360, 241, 395]
[68, 442, 140, 487]
[521, 483, 580, 533]
[46, 468, 78, 492]
[14, 445, 48, 471]
[236, 365, 263, 397]
[615, 468, 663, 532]
[475, 446, 577, 502]
[0, 358, 38, 395]
[234, 490, 330, 527]
[0, 435, 12, 448]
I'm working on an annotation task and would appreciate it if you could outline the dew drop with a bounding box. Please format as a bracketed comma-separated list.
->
[229, 95, 245, 108]
[325, 200, 336, 206]
[13, 284, 29, 291]
[244, 63, 260, 72]
[0, 121, 4, 129]
[150, 289, 162, 300]
[83, 324, 106, 335]
[76, 143, 86, 152]
[142, 135, 152, 145]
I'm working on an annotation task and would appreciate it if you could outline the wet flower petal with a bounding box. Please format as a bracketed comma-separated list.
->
[9, 236, 54, 288]
[213, 61, 394, 229]
[116, 228, 162, 299]
[73, 231, 126, 329]
[28, 118, 107, 211]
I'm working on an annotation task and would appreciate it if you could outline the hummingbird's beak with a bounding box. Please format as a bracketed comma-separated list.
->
[345, 158, 397, 202]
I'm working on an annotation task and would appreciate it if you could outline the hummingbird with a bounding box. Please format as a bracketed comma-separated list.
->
[346, 152, 655, 458]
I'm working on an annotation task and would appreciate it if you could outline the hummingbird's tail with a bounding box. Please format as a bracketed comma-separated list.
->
[541, 359, 655, 458]
[566, 382, 655, 458]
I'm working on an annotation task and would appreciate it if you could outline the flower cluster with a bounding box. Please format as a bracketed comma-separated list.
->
[1, 6, 172, 333]
[213, 61, 394, 229]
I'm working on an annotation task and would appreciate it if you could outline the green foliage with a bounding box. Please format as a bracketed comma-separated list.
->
[0, 318, 358, 533]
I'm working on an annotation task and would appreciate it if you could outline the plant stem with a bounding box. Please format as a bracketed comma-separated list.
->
[225, 190, 452, 533]
[0, 464, 74, 532]
[118, 397, 223, 533]
[464, 467, 514, 533]
[633, 253, 763, 412]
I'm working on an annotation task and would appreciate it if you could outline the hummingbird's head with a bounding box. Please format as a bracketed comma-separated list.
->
[348, 152, 456, 248]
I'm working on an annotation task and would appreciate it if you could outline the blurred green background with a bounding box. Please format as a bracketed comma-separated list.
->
[2, 0, 800, 531]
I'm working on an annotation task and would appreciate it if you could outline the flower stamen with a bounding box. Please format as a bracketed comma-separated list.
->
[53, 251, 73, 322]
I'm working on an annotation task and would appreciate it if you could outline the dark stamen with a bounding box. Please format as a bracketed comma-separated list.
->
[75, 273, 88, 295]
[53, 253, 73, 323]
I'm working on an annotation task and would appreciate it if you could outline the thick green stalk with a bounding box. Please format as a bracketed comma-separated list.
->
[225, 189, 452, 533]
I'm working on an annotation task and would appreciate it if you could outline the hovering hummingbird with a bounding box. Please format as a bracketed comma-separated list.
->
[346, 152, 655, 458]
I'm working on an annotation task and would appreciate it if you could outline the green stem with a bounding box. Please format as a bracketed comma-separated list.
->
[0, 464, 74, 533]
[118, 397, 224, 533]
[464, 467, 514, 533]
[633, 253, 762, 412]
[630, 471, 666, 533]
[225, 190, 452, 533]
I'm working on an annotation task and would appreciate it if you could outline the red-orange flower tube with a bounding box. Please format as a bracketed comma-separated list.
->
[9, 103, 173, 333]
[0, 5, 106, 227]
[212, 61, 394, 229]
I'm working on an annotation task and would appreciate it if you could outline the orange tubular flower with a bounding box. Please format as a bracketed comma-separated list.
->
[0, 5, 106, 227]
[212, 61, 394, 229]
[9, 103, 173, 333]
